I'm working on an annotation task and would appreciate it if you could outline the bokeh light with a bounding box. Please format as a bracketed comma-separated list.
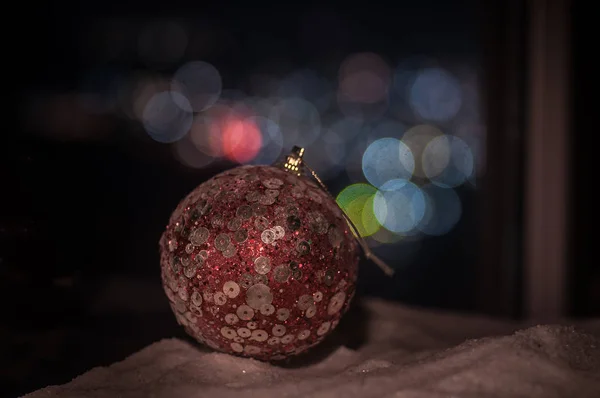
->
[362, 138, 415, 188]
[277, 69, 332, 113]
[221, 116, 263, 164]
[246, 116, 284, 165]
[127, 73, 170, 121]
[190, 103, 239, 158]
[336, 184, 381, 237]
[367, 119, 406, 142]
[339, 52, 391, 104]
[369, 227, 405, 245]
[401, 124, 444, 179]
[422, 135, 474, 187]
[304, 129, 347, 181]
[329, 116, 364, 141]
[338, 52, 391, 119]
[418, 184, 462, 236]
[409, 67, 462, 122]
[171, 61, 222, 112]
[269, 97, 321, 148]
[172, 133, 214, 169]
[142, 91, 193, 143]
[373, 179, 426, 234]
[47, 29, 484, 247]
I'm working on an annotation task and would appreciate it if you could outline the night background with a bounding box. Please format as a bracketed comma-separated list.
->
[2, 0, 594, 396]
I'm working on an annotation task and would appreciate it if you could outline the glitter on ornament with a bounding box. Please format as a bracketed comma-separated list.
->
[159, 147, 391, 361]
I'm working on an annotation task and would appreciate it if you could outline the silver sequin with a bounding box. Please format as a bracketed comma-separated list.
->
[180, 256, 190, 267]
[259, 195, 276, 205]
[297, 294, 314, 310]
[214, 234, 231, 251]
[265, 189, 279, 197]
[251, 203, 267, 216]
[183, 265, 197, 279]
[251, 329, 268, 342]
[231, 342, 244, 352]
[236, 205, 253, 220]
[211, 215, 224, 228]
[296, 240, 311, 255]
[272, 324, 286, 337]
[191, 290, 203, 306]
[255, 216, 269, 231]
[276, 308, 290, 321]
[260, 303, 275, 315]
[223, 281, 240, 298]
[272, 226, 285, 239]
[178, 288, 189, 302]
[244, 345, 261, 354]
[285, 205, 299, 216]
[170, 257, 182, 273]
[291, 186, 304, 198]
[234, 229, 248, 243]
[222, 245, 237, 258]
[221, 326, 236, 339]
[245, 191, 261, 202]
[227, 217, 242, 231]
[281, 334, 295, 344]
[317, 321, 332, 336]
[292, 268, 303, 280]
[327, 292, 346, 315]
[305, 305, 317, 318]
[189, 227, 210, 245]
[262, 178, 283, 189]
[246, 283, 273, 309]
[224, 313, 238, 324]
[237, 327, 251, 338]
[261, 229, 276, 244]
[287, 215, 301, 231]
[273, 264, 291, 283]
[185, 243, 194, 254]
[254, 256, 271, 274]
[247, 321, 257, 329]
[253, 274, 268, 285]
[308, 211, 328, 235]
[239, 273, 253, 289]
[236, 304, 254, 320]
[199, 250, 209, 260]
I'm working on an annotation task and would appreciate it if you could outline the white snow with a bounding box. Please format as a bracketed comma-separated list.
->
[22, 299, 600, 398]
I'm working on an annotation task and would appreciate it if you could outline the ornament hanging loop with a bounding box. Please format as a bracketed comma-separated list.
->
[278, 146, 395, 276]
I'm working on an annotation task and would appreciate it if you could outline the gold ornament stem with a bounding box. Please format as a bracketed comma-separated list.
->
[302, 162, 395, 276]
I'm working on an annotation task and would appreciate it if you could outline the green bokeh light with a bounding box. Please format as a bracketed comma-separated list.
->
[336, 183, 381, 237]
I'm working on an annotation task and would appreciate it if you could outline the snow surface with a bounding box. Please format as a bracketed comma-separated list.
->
[23, 299, 600, 398]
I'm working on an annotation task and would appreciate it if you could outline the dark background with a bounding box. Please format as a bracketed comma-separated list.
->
[2, 1, 593, 397]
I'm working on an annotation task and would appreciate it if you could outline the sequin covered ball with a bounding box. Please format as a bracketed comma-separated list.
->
[159, 164, 359, 360]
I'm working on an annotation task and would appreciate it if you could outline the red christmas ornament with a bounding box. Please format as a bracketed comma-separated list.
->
[159, 148, 360, 360]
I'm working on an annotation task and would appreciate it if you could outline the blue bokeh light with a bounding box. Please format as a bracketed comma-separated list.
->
[373, 179, 426, 234]
[362, 138, 415, 188]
